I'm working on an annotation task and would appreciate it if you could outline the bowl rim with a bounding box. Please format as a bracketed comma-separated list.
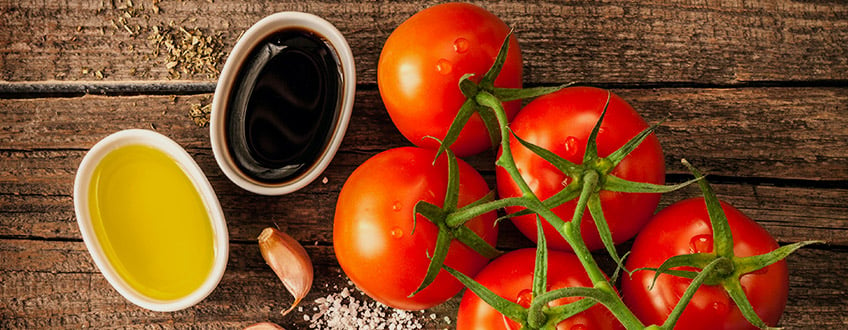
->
[73, 129, 229, 312]
[210, 11, 356, 195]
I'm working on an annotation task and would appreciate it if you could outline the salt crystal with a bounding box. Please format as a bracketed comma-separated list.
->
[306, 281, 426, 329]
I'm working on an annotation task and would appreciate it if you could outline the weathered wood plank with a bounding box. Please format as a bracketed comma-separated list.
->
[2, 166, 846, 247]
[1, 88, 845, 246]
[0, 240, 458, 329]
[1, 88, 845, 179]
[1, 240, 845, 329]
[1, 0, 846, 84]
[2, 0, 844, 328]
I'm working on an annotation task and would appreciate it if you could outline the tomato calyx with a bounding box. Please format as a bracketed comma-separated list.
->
[437, 86, 674, 329]
[409, 143, 502, 297]
[443, 217, 621, 330]
[436, 30, 571, 160]
[633, 160, 823, 330]
[443, 87, 655, 327]
[501, 94, 699, 274]
[410, 30, 576, 300]
[407, 23, 818, 330]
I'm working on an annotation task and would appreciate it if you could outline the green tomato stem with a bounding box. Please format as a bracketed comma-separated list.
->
[475, 90, 645, 330]
[561, 171, 609, 284]
[445, 196, 528, 228]
[662, 258, 726, 329]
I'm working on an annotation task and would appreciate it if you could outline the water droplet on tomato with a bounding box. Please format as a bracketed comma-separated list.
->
[390, 226, 404, 239]
[563, 136, 579, 156]
[392, 201, 402, 212]
[516, 289, 533, 308]
[571, 325, 588, 330]
[436, 59, 452, 75]
[689, 234, 713, 253]
[711, 301, 729, 315]
[453, 38, 470, 53]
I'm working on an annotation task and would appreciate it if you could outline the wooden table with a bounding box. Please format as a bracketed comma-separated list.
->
[2, 1, 846, 328]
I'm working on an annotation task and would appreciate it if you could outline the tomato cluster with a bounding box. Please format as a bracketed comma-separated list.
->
[334, 3, 806, 329]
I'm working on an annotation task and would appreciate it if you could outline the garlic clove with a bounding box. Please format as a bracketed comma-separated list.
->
[243, 321, 285, 330]
[258, 227, 314, 316]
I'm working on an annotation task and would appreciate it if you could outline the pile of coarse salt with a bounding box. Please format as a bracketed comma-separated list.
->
[304, 283, 450, 329]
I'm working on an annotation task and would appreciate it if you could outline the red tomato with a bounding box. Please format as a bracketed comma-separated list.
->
[377, 2, 523, 156]
[621, 198, 788, 329]
[457, 248, 624, 330]
[496, 87, 665, 251]
[333, 147, 498, 310]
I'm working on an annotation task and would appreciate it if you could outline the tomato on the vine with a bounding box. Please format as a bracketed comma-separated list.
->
[333, 147, 498, 310]
[377, 2, 523, 157]
[496, 86, 665, 251]
[457, 248, 623, 329]
[621, 198, 788, 329]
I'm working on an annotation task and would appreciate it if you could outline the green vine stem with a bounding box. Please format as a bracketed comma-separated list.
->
[415, 31, 675, 330]
[475, 90, 646, 329]
[638, 160, 824, 329]
[408, 145, 503, 296]
[404, 30, 817, 330]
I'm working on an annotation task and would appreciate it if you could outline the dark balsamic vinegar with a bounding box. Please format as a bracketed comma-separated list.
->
[226, 29, 342, 183]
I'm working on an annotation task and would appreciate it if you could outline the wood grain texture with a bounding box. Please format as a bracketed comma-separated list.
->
[1, 89, 845, 245]
[0, 240, 459, 329]
[1, 240, 846, 329]
[2, 0, 846, 328]
[1, 0, 846, 84]
[2, 152, 847, 246]
[1, 88, 845, 179]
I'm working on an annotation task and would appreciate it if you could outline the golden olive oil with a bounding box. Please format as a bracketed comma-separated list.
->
[88, 145, 214, 301]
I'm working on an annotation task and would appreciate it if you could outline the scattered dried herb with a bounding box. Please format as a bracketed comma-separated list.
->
[148, 24, 226, 79]
[189, 97, 213, 127]
[104, 0, 227, 125]
[105, 0, 227, 79]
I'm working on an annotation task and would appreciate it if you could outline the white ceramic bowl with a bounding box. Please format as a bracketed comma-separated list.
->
[211, 12, 356, 195]
[73, 129, 229, 312]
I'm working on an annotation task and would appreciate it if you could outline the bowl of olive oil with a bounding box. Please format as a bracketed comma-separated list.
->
[74, 129, 228, 312]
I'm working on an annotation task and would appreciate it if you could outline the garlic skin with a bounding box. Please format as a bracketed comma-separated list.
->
[258, 227, 314, 316]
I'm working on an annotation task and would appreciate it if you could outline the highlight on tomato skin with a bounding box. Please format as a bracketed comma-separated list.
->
[377, 2, 523, 157]
[621, 197, 789, 330]
[456, 248, 624, 330]
[496, 86, 666, 252]
[332, 147, 499, 311]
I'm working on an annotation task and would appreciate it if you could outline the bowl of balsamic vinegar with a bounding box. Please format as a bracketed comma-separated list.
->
[211, 12, 355, 195]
